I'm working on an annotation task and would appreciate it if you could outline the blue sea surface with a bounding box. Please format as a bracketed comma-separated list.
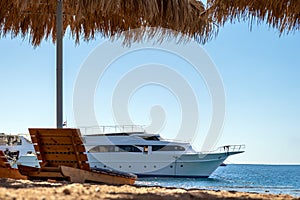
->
[136, 164, 300, 197]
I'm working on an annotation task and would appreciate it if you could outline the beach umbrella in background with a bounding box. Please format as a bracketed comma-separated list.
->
[0, 0, 216, 128]
[207, 0, 300, 34]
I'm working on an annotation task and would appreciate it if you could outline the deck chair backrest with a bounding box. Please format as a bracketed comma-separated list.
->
[29, 128, 90, 171]
[0, 150, 11, 168]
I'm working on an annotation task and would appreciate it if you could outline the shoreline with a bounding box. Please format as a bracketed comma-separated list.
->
[0, 179, 298, 200]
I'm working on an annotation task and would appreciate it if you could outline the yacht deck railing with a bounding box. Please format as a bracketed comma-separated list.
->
[201, 144, 246, 154]
[216, 144, 246, 153]
[79, 125, 146, 135]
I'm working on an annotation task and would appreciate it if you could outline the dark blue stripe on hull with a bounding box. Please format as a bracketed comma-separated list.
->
[137, 174, 209, 178]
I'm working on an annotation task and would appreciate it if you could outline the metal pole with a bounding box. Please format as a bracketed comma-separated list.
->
[56, 0, 63, 128]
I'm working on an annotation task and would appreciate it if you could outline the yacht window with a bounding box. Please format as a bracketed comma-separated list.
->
[152, 145, 185, 151]
[89, 145, 114, 152]
[143, 146, 148, 154]
[88, 145, 141, 153]
[142, 136, 160, 141]
[117, 145, 141, 152]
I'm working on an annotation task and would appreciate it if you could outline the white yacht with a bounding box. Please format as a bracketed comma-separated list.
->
[83, 126, 245, 178]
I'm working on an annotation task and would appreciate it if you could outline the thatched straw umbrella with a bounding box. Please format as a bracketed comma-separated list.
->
[0, 0, 215, 128]
[208, 0, 300, 34]
[0, 0, 215, 46]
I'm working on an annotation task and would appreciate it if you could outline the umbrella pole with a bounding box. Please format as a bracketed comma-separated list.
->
[56, 0, 63, 128]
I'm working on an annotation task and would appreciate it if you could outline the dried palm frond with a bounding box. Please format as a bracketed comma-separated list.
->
[0, 0, 217, 46]
[207, 0, 300, 34]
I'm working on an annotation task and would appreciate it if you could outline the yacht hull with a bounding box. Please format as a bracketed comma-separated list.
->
[87, 151, 242, 177]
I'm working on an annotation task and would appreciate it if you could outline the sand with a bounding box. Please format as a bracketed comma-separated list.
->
[0, 178, 298, 200]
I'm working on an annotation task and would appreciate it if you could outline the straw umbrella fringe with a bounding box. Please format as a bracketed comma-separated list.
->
[208, 0, 300, 34]
[0, 0, 216, 46]
[1, 0, 298, 46]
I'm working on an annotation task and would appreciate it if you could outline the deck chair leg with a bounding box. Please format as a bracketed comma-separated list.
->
[60, 166, 86, 183]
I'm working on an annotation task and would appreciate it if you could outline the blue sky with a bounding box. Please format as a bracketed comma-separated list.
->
[0, 21, 299, 164]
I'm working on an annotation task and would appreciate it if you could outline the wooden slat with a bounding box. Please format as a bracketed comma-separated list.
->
[60, 166, 136, 184]
[78, 163, 90, 170]
[34, 130, 47, 164]
[32, 137, 83, 145]
[25, 171, 65, 179]
[33, 129, 81, 137]
[0, 161, 11, 168]
[43, 153, 88, 162]
[31, 137, 74, 145]
[43, 144, 86, 153]
[29, 128, 81, 136]
[36, 154, 43, 161]
[40, 166, 61, 172]
[29, 129, 82, 141]
[44, 161, 90, 169]
[0, 151, 11, 168]
[0, 168, 28, 180]
[33, 145, 40, 152]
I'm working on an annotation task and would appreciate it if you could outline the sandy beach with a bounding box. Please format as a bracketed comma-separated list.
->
[0, 178, 298, 200]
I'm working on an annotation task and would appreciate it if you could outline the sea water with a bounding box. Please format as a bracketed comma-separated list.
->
[136, 164, 300, 197]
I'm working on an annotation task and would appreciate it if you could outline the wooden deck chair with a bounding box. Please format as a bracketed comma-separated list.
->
[0, 150, 27, 180]
[18, 128, 136, 184]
